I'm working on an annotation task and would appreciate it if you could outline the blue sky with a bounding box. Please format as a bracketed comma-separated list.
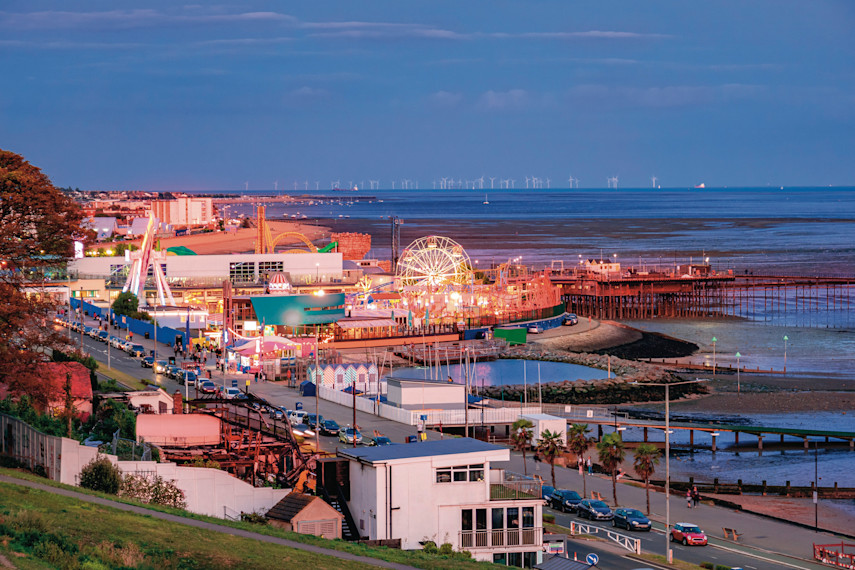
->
[2, 1, 853, 190]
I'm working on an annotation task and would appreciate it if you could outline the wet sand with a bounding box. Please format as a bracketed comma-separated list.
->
[155, 220, 331, 255]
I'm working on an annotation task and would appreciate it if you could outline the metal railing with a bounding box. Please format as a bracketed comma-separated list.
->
[459, 527, 542, 549]
[569, 522, 641, 554]
[488, 469, 542, 500]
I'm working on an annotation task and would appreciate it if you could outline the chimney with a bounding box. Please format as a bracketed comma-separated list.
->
[173, 391, 183, 414]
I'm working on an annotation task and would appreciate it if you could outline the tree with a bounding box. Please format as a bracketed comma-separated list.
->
[633, 443, 660, 515]
[0, 150, 88, 405]
[596, 432, 626, 506]
[111, 291, 140, 317]
[566, 423, 593, 498]
[79, 455, 122, 494]
[510, 418, 534, 476]
[536, 429, 565, 488]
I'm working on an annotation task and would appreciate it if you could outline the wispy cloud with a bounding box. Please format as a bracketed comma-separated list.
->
[0, 9, 296, 30]
[283, 86, 330, 105]
[477, 89, 529, 111]
[567, 83, 762, 108]
[428, 91, 464, 108]
[485, 30, 669, 40]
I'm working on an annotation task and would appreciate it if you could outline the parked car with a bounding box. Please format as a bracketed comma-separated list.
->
[165, 365, 182, 379]
[127, 344, 146, 357]
[97, 330, 109, 342]
[220, 387, 243, 399]
[289, 411, 308, 425]
[563, 313, 579, 326]
[612, 508, 651, 531]
[670, 523, 707, 546]
[527, 325, 543, 334]
[304, 413, 324, 429]
[320, 419, 340, 436]
[576, 499, 614, 520]
[541, 485, 555, 502]
[141, 356, 155, 368]
[154, 360, 168, 374]
[365, 436, 392, 446]
[181, 371, 198, 386]
[549, 489, 582, 512]
[87, 327, 100, 338]
[199, 381, 217, 394]
[338, 427, 363, 445]
[269, 407, 285, 421]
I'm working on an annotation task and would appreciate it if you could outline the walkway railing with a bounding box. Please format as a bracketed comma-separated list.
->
[459, 527, 542, 549]
[569, 522, 641, 554]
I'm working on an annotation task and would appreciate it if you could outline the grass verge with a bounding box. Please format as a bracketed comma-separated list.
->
[629, 553, 706, 569]
[0, 468, 495, 569]
[96, 364, 149, 391]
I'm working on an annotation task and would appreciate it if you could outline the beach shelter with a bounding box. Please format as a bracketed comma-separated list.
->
[299, 380, 316, 397]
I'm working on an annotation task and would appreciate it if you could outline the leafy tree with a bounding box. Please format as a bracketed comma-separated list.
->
[83, 399, 136, 442]
[111, 291, 139, 318]
[596, 432, 626, 506]
[510, 418, 534, 476]
[536, 429, 565, 488]
[566, 423, 593, 498]
[0, 150, 89, 403]
[633, 443, 660, 515]
[79, 455, 122, 494]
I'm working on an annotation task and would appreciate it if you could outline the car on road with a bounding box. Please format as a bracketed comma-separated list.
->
[670, 523, 707, 546]
[180, 371, 198, 386]
[304, 413, 324, 430]
[269, 407, 286, 421]
[320, 419, 340, 436]
[154, 360, 168, 374]
[97, 330, 109, 342]
[527, 325, 542, 334]
[127, 344, 146, 357]
[199, 381, 218, 394]
[338, 427, 363, 445]
[165, 365, 182, 379]
[549, 489, 583, 512]
[541, 485, 555, 502]
[219, 387, 243, 399]
[612, 508, 651, 531]
[365, 436, 392, 446]
[563, 313, 579, 326]
[576, 499, 614, 521]
[141, 356, 155, 368]
[288, 411, 308, 425]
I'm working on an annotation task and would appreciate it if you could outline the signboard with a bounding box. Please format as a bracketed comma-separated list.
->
[231, 379, 237, 388]
[586, 553, 599, 566]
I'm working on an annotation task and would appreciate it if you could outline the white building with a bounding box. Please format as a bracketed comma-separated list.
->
[150, 197, 214, 227]
[337, 438, 543, 567]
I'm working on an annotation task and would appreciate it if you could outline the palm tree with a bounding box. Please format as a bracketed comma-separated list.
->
[633, 443, 660, 515]
[536, 429, 565, 488]
[596, 432, 626, 506]
[511, 418, 534, 476]
[566, 423, 593, 498]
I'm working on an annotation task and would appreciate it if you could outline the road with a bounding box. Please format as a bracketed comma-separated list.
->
[67, 318, 841, 570]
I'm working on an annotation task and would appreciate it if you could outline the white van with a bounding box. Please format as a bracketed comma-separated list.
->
[289, 410, 308, 425]
[220, 387, 243, 399]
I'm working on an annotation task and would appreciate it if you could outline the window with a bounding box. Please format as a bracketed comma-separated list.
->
[522, 507, 534, 529]
[492, 508, 504, 530]
[493, 553, 507, 565]
[461, 509, 473, 532]
[507, 507, 519, 529]
[476, 509, 487, 531]
[436, 464, 485, 483]
[259, 261, 283, 274]
[229, 262, 255, 283]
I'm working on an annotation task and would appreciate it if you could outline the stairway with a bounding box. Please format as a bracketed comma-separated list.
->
[321, 486, 360, 541]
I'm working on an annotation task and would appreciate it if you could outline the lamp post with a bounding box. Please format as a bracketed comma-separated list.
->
[634, 378, 707, 565]
[711, 337, 717, 375]
[735, 352, 741, 394]
[316, 263, 320, 283]
[783, 335, 789, 374]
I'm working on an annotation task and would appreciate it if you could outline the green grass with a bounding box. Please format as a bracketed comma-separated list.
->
[97, 364, 149, 391]
[630, 553, 706, 569]
[0, 469, 496, 569]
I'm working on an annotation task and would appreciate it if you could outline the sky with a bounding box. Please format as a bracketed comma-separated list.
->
[1, 1, 854, 190]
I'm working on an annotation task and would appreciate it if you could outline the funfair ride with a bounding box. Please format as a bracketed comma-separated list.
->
[122, 214, 176, 306]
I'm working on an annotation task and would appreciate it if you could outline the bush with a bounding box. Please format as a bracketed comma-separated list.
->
[543, 513, 555, 523]
[240, 512, 268, 525]
[438, 543, 454, 555]
[422, 541, 438, 554]
[119, 473, 186, 509]
[79, 456, 121, 494]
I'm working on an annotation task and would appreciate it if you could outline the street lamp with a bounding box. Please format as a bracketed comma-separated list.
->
[711, 337, 717, 375]
[735, 352, 741, 394]
[783, 335, 789, 374]
[316, 262, 320, 283]
[634, 378, 707, 565]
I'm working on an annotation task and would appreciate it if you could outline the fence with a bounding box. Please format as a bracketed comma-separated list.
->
[569, 521, 641, 554]
[70, 298, 188, 349]
[459, 527, 542, 549]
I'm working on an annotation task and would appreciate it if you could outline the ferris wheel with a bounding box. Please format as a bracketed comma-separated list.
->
[396, 235, 472, 288]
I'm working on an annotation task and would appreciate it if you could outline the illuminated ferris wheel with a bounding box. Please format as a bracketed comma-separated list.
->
[396, 235, 472, 289]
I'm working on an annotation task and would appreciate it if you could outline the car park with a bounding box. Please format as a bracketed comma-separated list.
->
[670, 523, 707, 546]
[612, 508, 651, 531]
[365, 435, 392, 446]
[549, 489, 582, 512]
[319, 419, 340, 436]
[576, 499, 614, 520]
[338, 427, 362, 445]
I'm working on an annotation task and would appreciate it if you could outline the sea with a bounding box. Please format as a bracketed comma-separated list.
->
[209, 187, 855, 489]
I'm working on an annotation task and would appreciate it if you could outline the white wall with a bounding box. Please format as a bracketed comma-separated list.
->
[118, 461, 290, 518]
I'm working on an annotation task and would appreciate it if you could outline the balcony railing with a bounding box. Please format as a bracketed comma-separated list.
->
[489, 469, 541, 501]
[459, 527, 542, 549]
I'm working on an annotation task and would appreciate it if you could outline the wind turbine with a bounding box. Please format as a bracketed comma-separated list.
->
[651, 176, 658, 188]
[510, 179, 515, 188]
[274, 180, 278, 191]
[546, 178, 551, 189]
[489, 176, 496, 189]
[244, 181, 249, 191]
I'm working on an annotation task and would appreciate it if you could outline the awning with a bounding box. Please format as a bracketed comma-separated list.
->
[372, 292, 401, 300]
[336, 319, 397, 329]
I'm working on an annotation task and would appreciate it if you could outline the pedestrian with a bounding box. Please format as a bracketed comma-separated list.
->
[692, 486, 700, 507]
[254, 371, 258, 383]
[578, 457, 584, 476]
[687, 489, 693, 508]
[586, 456, 592, 475]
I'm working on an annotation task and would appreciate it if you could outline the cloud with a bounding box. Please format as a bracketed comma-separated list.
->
[428, 91, 464, 108]
[0, 9, 296, 30]
[283, 86, 330, 105]
[306, 22, 465, 41]
[485, 30, 669, 40]
[477, 89, 529, 111]
[567, 83, 763, 108]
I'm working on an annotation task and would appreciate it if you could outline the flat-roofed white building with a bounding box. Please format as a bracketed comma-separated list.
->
[337, 438, 543, 566]
[150, 197, 214, 227]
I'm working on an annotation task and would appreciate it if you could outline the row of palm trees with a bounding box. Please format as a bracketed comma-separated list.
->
[511, 419, 661, 514]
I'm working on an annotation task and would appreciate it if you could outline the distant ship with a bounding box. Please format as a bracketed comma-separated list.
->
[483, 193, 490, 205]
[333, 185, 358, 192]
[694, 183, 705, 189]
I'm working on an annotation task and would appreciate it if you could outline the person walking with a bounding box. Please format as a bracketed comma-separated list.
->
[586, 456, 592, 475]
[692, 486, 700, 508]
[686, 489, 693, 508]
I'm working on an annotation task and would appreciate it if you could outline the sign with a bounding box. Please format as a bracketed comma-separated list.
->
[586, 553, 599, 566]
[296, 401, 303, 410]
[231, 379, 237, 388]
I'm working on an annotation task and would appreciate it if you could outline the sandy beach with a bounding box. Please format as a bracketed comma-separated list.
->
[156, 220, 332, 255]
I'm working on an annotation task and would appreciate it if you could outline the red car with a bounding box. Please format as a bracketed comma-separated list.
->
[670, 523, 707, 546]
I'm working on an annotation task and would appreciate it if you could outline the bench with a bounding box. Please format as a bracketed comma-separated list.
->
[722, 527, 742, 541]
[591, 491, 604, 501]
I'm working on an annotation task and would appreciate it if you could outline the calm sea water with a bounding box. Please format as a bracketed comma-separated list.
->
[390, 359, 610, 387]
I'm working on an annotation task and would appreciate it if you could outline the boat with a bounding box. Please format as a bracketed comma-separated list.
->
[483, 193, 489, 205]
[694, 183, 705, 189]
[333, 185, 358, 192]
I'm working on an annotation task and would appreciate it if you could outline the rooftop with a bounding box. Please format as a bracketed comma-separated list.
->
[337, 437, 506, 464]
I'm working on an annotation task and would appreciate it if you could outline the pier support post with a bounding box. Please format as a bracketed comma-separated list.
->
[781, 434, 785, 444]
[597, 425, 603, 441]
[758, 435, 763, 450]
[711, 434, 718, 453]
[689, 430, 694, 453]
[804, 437, 809, 451]
[850, 438, 854, 451]
[734, 431, 739, 446]
[643, 427, 648, 442]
